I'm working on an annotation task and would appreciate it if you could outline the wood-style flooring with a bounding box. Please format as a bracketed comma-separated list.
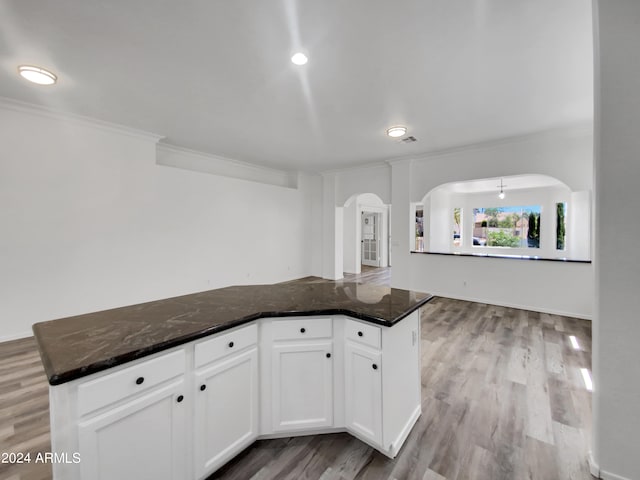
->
[0, 337, 51, 480]
[0, 267, 593, 480]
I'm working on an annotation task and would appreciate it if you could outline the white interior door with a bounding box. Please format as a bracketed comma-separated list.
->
[362, 212, 380, 267]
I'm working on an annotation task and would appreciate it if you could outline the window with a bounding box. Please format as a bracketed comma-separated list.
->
[472, 206, 541, 248]
[415, 208, 424, 251]
[556, 202, 567, 250]
[452, 208, 462, 246]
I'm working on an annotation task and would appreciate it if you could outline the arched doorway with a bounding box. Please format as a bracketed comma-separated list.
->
[342, 193, 389, 274]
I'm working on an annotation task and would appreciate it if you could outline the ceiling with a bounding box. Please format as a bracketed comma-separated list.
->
[436, 174, 566, 195]
[0, 0, 593, 172]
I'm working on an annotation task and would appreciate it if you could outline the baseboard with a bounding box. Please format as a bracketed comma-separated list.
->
[258, 427, 344, 440]
[388, 404, 421, 458]
[589, 451, 600, 478]
[600, 469, 634, 480]
[0, 331, 33, 343]
[428, 291, 593, 321]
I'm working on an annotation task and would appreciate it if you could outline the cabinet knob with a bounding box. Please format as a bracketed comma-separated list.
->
[135, 377, 144, 385]
[300, 327, 306, 334]
[228, 341, 234, 348]
[326, 353, 331, 358]
[200, 384, 206, 391]
[372, 364, 378, 370]
[358, 331, 363, 337]
[176, 395, 184, 403]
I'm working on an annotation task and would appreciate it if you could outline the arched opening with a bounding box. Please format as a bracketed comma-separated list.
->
[342, 193, 390, 274]
[413, 174, 591, 260]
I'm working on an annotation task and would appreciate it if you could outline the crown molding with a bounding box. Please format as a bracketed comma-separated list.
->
[0, 96, 164, 143]
[386, 121, 594, 166]
[157, 142, 298, 189]
[321, 161, 390, 175]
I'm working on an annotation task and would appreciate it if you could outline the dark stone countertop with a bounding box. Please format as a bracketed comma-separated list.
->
[32, 282, 433, 385]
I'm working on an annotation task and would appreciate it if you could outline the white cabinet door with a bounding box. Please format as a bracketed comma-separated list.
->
[345, 341, 382, 446]
[272, 341, 333, 432]
[194, 348, 259, 479]
[78, 380, 187, 480]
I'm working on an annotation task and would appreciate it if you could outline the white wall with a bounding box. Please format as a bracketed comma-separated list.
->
[0, 105, 318, 340]
[342, 199, 359, 274]
[411, 254, 593, 318]
[335, 164, 391, 206]
[593, 1, 640, 479]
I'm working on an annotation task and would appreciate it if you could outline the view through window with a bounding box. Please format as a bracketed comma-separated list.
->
[557, 202, 567, 250]
[472, 206, 541, 248]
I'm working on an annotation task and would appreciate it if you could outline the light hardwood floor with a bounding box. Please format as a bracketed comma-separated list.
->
[0, 267, 593, 480]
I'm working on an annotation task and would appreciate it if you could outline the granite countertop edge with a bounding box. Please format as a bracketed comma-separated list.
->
[34, 295, 434, 386]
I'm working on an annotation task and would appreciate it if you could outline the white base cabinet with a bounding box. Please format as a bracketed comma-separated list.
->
[49, 312, 421, 479]
[271, 341, 333, 432]
[78, 380, 187, 480]
[194, 348, 258, 479]
[344, 342, 383, 446]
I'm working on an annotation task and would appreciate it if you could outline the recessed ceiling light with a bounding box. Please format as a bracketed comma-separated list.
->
[386, 126, 407, 138]
[291, 53, 308, 66]
[18, 65, 57, 85]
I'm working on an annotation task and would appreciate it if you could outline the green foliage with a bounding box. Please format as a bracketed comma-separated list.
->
[453, 207, 461, 227]
[556, 203, 566, 250]
[483, 207, 502, 227]
[527, 212, 541, 248]
[498, 216, 512, 228]
[487, 230, 520, 247]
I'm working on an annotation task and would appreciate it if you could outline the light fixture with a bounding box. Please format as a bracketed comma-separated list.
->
[18, 65, 57, 85]
[497, 178, 506, 199]
[291, 52, 308, 65]
[386, 126, 407, 138]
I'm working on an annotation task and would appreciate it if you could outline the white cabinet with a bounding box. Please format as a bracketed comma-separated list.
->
[78, 379, 187, 480]
[49, 312, 422, 479]
[271, 341, 334, 432]
[344, 341, 382, 446]
[343, 314, 421, 457]
[194, 347, 258, 479]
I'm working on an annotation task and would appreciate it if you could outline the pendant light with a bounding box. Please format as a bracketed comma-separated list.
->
[497, 178, 506, 199]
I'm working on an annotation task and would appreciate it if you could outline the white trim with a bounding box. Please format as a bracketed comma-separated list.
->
[589, 450, 601, 478]
[0, 96, 164, 143]
[384, 122, 594, 167]
[157, 143, 294, 178]
[427, 292, 593, 321]
[321, 161, 390, 175]
[156, 143, 297, 189]
[0, 331, 33, 343]
[388, 404, 421, 458]
[600, 470, 633, 480]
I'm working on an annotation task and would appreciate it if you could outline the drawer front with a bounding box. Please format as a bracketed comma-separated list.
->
[78, 349, 185, 417]
[195, 323, 257, 368]
[271, 317, 332, 341]
[345, 319, 381, 349]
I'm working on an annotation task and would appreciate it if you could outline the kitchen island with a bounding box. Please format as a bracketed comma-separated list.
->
[33, 281, 432, 480]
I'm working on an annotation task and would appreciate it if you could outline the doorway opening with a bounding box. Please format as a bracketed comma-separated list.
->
[342, 193, 389, 275]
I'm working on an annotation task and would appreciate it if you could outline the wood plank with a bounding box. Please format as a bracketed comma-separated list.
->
[0, 272, 593, 480]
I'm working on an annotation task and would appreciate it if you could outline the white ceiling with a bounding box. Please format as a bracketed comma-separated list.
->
[0, 0, 593, 172]
[436, 174, 566, 195]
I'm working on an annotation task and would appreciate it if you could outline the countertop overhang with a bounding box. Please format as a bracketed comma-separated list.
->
[32, 281, 433, 385]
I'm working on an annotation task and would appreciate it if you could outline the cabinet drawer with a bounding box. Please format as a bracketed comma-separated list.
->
[195, 323, 257, 368]
[271, 317, 332, 341]
[78, 349, 185, 417]
[345, 319, 381, 349]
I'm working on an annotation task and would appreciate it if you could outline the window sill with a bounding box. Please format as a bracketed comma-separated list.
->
[410, 250, 591, 264]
